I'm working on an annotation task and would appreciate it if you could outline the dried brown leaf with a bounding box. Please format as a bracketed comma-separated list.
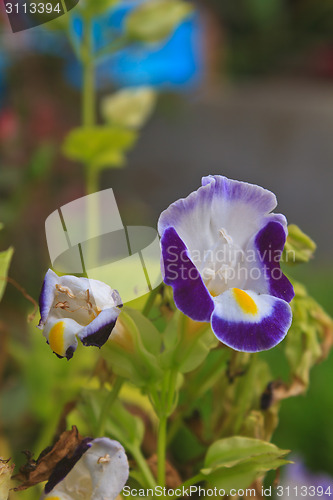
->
[14, 426, 83, 491]
[261, 377, 306, 411]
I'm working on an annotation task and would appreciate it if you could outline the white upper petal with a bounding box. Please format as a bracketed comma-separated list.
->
[158, 175, 287, 296]
[158, 175, 280, 257]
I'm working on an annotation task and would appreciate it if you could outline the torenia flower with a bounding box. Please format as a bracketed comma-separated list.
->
[38, 270, 122, 359]
[42, 438, 129, 500]
[158, 175, 294, 352]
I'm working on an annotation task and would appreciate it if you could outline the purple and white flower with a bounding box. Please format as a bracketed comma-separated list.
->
[42, 437, 129, 500]
[158, 175, 294, 352]
[38, 270, 122, 360]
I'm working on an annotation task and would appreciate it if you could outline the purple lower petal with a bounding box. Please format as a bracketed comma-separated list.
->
[78, 308, 120, 348]
[38, 269, 58, 327]
[45, 437, 93, 494]
[161, 227, 214, 322]
[211, 297, 292, 352]
[255, 221, 294, 303]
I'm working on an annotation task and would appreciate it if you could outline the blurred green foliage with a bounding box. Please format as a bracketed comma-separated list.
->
[206, 0, 333, 76]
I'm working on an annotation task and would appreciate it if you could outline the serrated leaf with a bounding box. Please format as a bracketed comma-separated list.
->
[202, 437, 290, 493]
[204, 437, 289, 470]
[125, 0, 193, 43]
[62, 126, 137, 169]
[102, 87, 157, 129]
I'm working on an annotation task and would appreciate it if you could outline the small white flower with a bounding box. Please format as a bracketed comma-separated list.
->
[42, 438, 129, 500]
[38, 270, 122, 359]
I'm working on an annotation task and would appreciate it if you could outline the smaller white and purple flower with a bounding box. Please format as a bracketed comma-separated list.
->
[38, 270, 122, 360]
[158, 175, 295, 352]
[41, 437, 129, 500]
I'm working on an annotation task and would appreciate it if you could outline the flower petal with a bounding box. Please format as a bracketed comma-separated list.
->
[43, 318, 80, 360]
[78, 308, 120, 348]
[38, 269, 59, 327]
[43, 438, 129, 500]
[158, 175, 279, 259]
[161, 226, 214, 322]
[82, 438, 129, 500]
[45, 438, 93, 495]
[211, 288, 292, 352]
[254, 221, 295, 303]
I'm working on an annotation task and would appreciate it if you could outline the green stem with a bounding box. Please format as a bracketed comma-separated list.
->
[82, 15, 98, 199]
[82, 18, 95, 129]
[130, 446, 157, 490]
[142, 283, 162, 317]
[97, 377, 124, 436]
[166, 370, 178, 411]
[157, 414, 167, 487]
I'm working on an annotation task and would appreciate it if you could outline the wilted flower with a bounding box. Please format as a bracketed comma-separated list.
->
[0, 458, 14, 500]
[42, 437, 129, 500]
[38, 270, 122, 359]
[158, 175, 294, 352]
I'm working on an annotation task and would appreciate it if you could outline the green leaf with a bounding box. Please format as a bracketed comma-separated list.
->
[105, 399, 145, 449]
[283, 224, 316, 264]
[102, 87, 157, 129]
[0, 246, 13, 302]
[202, 437, 290, 493]
[62, 126, 137, 169]
[26, 143, 55, 181]
[78, 389, 144, 449]
[125, 0, 193, 43]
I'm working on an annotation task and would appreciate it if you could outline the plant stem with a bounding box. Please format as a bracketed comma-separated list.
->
[82, 18, 95, 129]
[82, 14, 99, 198]
[157, 414, 167, 486]
[142, 283, 163, 317]
[97, 377, 124, 436]
[130, 446, 157, 489]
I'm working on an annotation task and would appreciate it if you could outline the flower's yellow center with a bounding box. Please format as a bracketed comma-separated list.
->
[49, 321, 65, 356]
[45, 497, 61, 500]
[233, 288, 258, 315]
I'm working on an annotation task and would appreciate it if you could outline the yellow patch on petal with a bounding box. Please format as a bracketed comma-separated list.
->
[45, 497, 61, 500]
[49, 321, 65, 356]
[233, 288, 258, 315]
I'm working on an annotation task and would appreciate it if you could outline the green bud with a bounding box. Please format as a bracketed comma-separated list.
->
[285, 280, 333, 385]
[101, 88, 157, 129]
[105, 307, 163, 387]
[283, 224, 316, 264]
[125, 0, 193, 43]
